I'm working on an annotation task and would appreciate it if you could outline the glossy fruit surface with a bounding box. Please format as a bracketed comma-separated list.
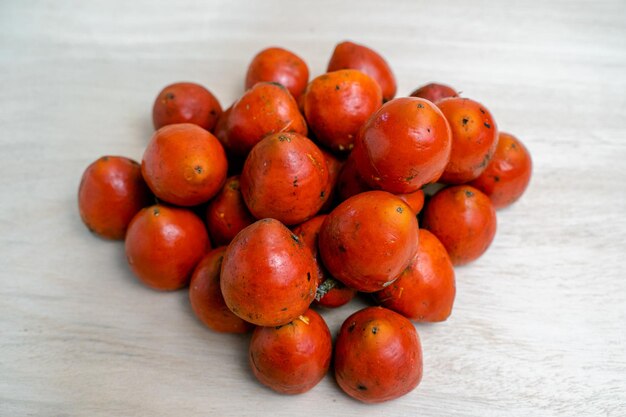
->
[142, 123, 228, 206]
[152, 82, 222, 131]
[245, 47, 309, 100]
[352, 97, 452, 193]
[438, 97, 498, 184]
[220, 219, 318, 326]
[319, 191, 419, 292]
[334, 306, 423, 403]
[240, 132, 328, 225]
[78, 155, 150, 239]
[249, 308, 331, 394]
[422, 185, 497, 265]
[206, 175, 255, 246]
[469, 132, 532, 209]
[327, 41, 396, 102]
[410, 82, 458, 103]
[375, 229, 456, 322]
[189, 246, 253, 333]
[125, 205, 210, 290]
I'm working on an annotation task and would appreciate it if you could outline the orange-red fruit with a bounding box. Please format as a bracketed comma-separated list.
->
[318, 148, 344, 213]
[334, 306, 423, 403]
[249, 309, 332, 394]
[206, 176, 255, 246]
[352, 97, 452, 193]
[125, 205, 210, 291]
[303, 69, 382, 152]
[469, 132, 533, 209]
[226, 82, 307, 156]
[220, 219, 318, 326]
[78, 156, 150, 239]
[245, 47, 309, 101]
[152, 82, 222, 131]
[189, 247, 253, 333]
[438, 97, 498, 184]
[336, 153, 371, 202]
[319, 191, 419, 292]
[375, 229, 456, 322]
[292, 215, 356, 308]
[328, 41, 397, 102]
[240, 132, 328, 226]
[142, 123, 228, 206]
[410, 82, 458, 104]
[422, 185, 497, 265]
[397, 189, 425, 215]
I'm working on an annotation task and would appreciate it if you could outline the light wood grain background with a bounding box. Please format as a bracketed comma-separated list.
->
[1, 0, 625, 416]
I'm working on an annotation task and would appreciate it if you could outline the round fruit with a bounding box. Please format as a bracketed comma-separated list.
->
[396, 189, 425, 215]
[189, 246, 253, 333]
[240, 132, 328, 226]
[375, 229, 456, 322]
[334, 306, 423, 403]
[226, 82, 307, 156]
[206, 175, 255, 246]
[319, 191, 419, 292]
[327, 40, 397, 102]
[352, 97, 452, 193]
[249, 309, 331, 394]
[292, 215, 356, 308]
[78, 156, 150, 239]
[142, 123, 228, 206]
[410, 82, 458, 103]
[438, 97, 499, 184]
[422, 185, 497, 265]
[220, 218, 318, 326]
[152, 82, 222, 131]
[125, 205, 209, 290]
[469, 132, 532, 209]
[245, 47, 309, 100]
[303, 69, 382, 152]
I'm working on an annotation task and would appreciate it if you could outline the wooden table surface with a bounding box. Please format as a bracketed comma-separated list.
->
[2, 0, 625, 416]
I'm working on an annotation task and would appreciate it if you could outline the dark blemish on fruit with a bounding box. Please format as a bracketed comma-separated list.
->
[357, 384, 368, 391]
[465, 190, 474, 197]
[320, 190, 325, 199]
[427, 128, 431, 133]
[484, 122, 491, 129]
[339, 244, 347, 253]
[165, 92, 175, 100]
[479, 107, 485, 114]
[278, 134, 291, 142]
[194, 165, 203, 174]
[293, 177, 298, 187]
[462, 117, 469, 126]
[417, 103, 424, 109]
[371, 326, 378, 334]
[307, 272, 311, 282]
[291, 233, 300, 243]
[479, 153, 491, 168]
[275, 324, 284, 330]
[281, 307, 288, 311]
[396, 206, 403, 213]
[511, 142, 518, 149]
[348, 321, 356, 332]
[102, 156, 109, 161]
[494, 175, 500, 182]
[335, 85, 340, 91]
[153, 207, 160, 216]
[210, 109, 217, 116]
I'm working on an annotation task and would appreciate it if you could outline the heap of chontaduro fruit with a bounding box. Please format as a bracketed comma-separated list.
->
[77, 40, 532, 403]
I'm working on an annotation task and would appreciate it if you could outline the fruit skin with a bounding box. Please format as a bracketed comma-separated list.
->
[335, 153, 371, 202]
[469, 132, 532, 209]
[327, 40, 397, 102]
[152, 82, 222, 131]
[205, 176, 255, 246]
[375, 229, 456, 322]
[334, 306, 423, 403]
[410, 82, 458, 104]
[319, 191, 419, 293]
[189, 246, 253, 333]
[240, 132, 329, 226]
[125, 205, 210, 291]
[142, 123, 228, 206]
[422, 185, 497, 265]
[245, 47, 309, 101]
[303, 69, 382, 153]
[318, 148, 344, 213]
[220, 218, 318, 327]
[292, 215, 356, 308]
[249, 308, 332, 394]
[78, 156, 151, 240]
[226, 82, 307, 156]
[396, 189, 425, 216]
[352, 97, 452, 193]
[438, 97, 499, 184]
